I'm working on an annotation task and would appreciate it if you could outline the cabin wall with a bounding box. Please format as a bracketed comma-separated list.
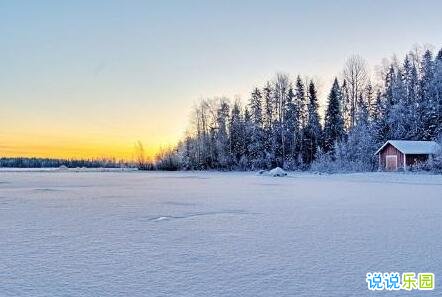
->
[379, 144, 404, 171]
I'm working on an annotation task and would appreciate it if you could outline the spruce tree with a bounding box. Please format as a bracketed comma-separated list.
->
[403, 54, 420, 139]
[435, 48, 442, 137]
[283, 85, 299, 167]
[323, 78, 344, 154]
[229, 100, 244, 167]
[215, 100, 231, 168]
[389, 67, 408, 139]
[340, 79, 351, 132]
[263, 82, 276, 167]
[242, 108, 253, 169]
[303, 81, 322, 164]
[294, 76, 307, 166]
[248, 88, 265, 169]
[420, 50, 438, 140]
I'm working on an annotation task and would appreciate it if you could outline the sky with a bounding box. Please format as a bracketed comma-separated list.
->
[1, 0, 441, 160]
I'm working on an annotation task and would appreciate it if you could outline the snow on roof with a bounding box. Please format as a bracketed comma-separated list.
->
[375, 140, 441, 155]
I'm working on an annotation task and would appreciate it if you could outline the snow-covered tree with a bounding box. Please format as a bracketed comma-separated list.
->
[323, 78, 344, 155]
[294, 76, 307, 166]
[272, 73, 290, 166]
[303, 81, 322, 165]
[154, 45, 441, 173]
[402, 54, 420, 139]
[229, 100, 245, 167]
[420, 50, 438, 140]
[263, 82, 276, 168]
[343, 55, 368, 129]
[248, 88, 265, 169]
[215, 99, 231, 168]
[279, 85, 298, 168]
[388, 67, 409, 139]
[340, 79, 352, 133]
[434, 48, 442, 137]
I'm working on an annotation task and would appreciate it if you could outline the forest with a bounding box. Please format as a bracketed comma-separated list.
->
[2, 46, 441, 172]
[154, 46, 442, 172]
[0, 157, 131, 169]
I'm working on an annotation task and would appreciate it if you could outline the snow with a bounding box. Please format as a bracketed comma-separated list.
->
[375, 140, 440, 155]
[0, 167, 137, 172]
[262, 167, 288, 177]
[1, 171, 441, 296]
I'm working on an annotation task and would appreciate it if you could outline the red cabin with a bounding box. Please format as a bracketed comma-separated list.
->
[375, 140, 440, 171]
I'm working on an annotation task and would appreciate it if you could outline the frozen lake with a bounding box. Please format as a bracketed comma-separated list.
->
[1, 171, 441, 296]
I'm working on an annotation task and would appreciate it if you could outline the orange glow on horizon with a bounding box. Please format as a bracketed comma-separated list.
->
[0, 105, 186, 161]
[0, 142, 164, 161]
[0, 142, 175, 161]
[0, 132, 180, 161]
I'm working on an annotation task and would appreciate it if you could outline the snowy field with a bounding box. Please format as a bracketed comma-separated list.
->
[1, 171, 441, 296]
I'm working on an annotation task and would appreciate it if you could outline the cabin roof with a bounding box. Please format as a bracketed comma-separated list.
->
[375, 140, 440, 155]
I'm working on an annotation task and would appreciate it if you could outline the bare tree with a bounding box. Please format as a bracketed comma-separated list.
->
[273, 73, 290, 164]
[343, 55, 368, 128]
[134, 141, 151, 170]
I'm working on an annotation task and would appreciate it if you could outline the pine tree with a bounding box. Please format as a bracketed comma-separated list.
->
[283, 85, 299, 167]
[341, 79, 352, 132]
[356, 92, 369, 126]
[365, 82, 375, 121]
[249, 88, 263, 128]
[215, 99, 231, 168]
[435, 48, 442, 137]
[372, 90, 389, 145]
[403, 54, 420, 139]
[420, 50, 438, 140]
[303, 81, 322, 164]
[345, 91, 377, 171]
[229, 100, 244, 167]
[248, 88, 265, 169]
[242, 108, 253, 169]
[294, 76, 307, 166]
[389, 67, 408, 139]
[295, 76, 307, 129]
[323, 78, 344, 155]
[263, 82, 276, 167]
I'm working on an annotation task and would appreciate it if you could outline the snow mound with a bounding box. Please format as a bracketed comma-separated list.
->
[268, 167, 287, 177]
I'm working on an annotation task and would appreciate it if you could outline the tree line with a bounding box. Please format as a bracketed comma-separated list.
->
[0, 157, 132, 168]
[154, 46, 442, 172]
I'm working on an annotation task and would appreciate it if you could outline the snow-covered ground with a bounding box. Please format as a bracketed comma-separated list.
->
[1, 171, 441, 296]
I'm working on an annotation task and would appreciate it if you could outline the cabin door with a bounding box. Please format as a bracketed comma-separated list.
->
[385, 155, 398, 171]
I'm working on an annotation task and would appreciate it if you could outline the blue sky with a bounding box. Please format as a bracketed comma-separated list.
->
[0, 0, 441, 158]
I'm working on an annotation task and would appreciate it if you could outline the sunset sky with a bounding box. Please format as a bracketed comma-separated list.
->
[1, 0, 441, 160]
